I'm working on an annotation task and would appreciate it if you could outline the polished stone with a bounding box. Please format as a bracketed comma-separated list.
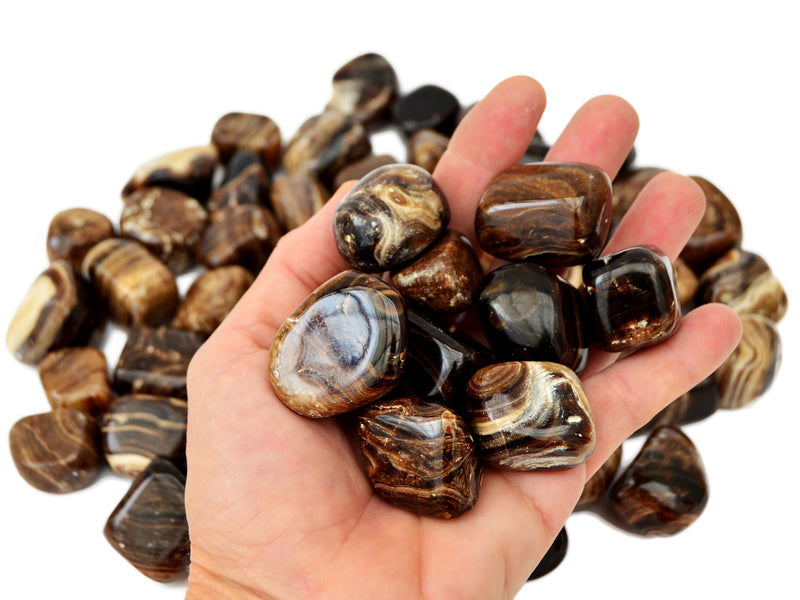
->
[407, 129, 449, 174]
[392, 84, 460, 137]
[9, 409, 102, 493]
[576, 445, 622, 509]
[609, 426, 708, 536]
[47, 207, 115, 272]
[358, 396, 479, 519]
[269, 271, 407, 418]
[207, 155, 270, 212]
[121, 145, 218, 202]
[104, 458, 189, 582]
[39, 346, 112, 414]
[334, 164, 450, 272]
[528, 527, 568, 580]
[466, 361, 595, 470]
[390, 229, 483, 314]
[583, 246, 680, 352]
[211, 112, 282, 168]
[326, 53, 398, 126]
[172, 266, 253, 335]
[200, 204, 283, 274]
[270, 173, 329, 231]
[475, 162, 612, 267]
[637, 376, 719, 434]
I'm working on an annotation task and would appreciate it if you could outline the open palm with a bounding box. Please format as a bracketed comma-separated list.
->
[183, 76, 741, 600]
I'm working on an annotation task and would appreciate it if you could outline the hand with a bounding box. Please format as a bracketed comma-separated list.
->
[183, 76, 742, 600]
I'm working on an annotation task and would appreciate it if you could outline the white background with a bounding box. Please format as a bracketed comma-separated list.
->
[1, 2, 797, 599]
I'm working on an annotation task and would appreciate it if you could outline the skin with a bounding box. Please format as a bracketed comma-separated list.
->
[183, 76, 742, 600]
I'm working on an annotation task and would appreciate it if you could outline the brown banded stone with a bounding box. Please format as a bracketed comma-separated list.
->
[200, 204, 282, 274]
[121, 145, 219, 202]
[269, 271, 407, 418]
[331, 154, 398, 191]
[211, 112, 282, 168]
[171, 266, 253, 335]
[326, 53, 398, 126]
[358, 396, 479, 519]
[46, 207, 115, 272]
[392, 84, 460, 137]
[407, 129, 449, 174]
[39, 347, 112, 414]
[270, 173, 329, 231]
[9, 409, 102, 493]
[207, 158, 270, 212]
[475, 162, 612, 267]
[576, 445, 622, 509]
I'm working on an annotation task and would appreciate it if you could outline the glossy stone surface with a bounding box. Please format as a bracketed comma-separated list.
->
[476, 263, 588, 372]
[392, 84, 460, 137]
[102, 395, 188, 477]
[283, 111, 371, 187]
[200, 204, 282, 274]
[207, 155, 270, 212]
[211, 112, 282, 168]
[715, 314, 781, 409]
[270, 173, 329, 231]
[121, 145, 219, 202]
[679, 175, 742, 273]
[113, 326, 205, 399]
[638, 376, 719, 434]
[104, 458, 189, 582]
[38, 347, 112, 414]
[390, 229, 483, 314]
[47, 207, 115, 272]
[475, 162, 613, 267]
[120, 187, 208, 273]
[609, 426, 708, 536]
[610, 167, 665, 233]
[697, 248, 787, 323]
[576, 445, 622, 509]
[331, 154, 398, 190]
[269, 271, 407, 418]
[358, 396, 479, 519]
[82, 238, 179, 326]
[326, 53, 398, 126]
[528, 527, 568, 580]
[172, 266, 253, 335]
[407, 129, 449, 174]
[9, 409, 102, 493]
[334, 164, 450, 272]
[583, 246, 680, 352]
[465, 361, 595, 470]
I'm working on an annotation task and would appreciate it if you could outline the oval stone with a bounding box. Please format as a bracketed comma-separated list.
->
[269, 271, 407, 418]
[326, 53, 398, 126]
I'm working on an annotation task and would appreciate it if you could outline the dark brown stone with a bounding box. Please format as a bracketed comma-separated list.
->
[407, 129, 449, 174]
[576, 445, 622, 509]
[270, 173, 329, 231]
[211, 112, 282, 168]
[200, 204, 282, 275]
[171, 266, 253, 335]
[392, 84, 460, 137]
[46, 208, 115, 272]
[326, 53, 398, 126]
[331, 154, 398, 191]
[121, 145, 219, 202]
[207, 159, 270, 212]
[38, 347, 112, 414]
[528, 527, 568, 580]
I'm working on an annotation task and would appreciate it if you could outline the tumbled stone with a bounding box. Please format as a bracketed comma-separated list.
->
[679, 175, 743, 273]
[465, 361, 595, 470]
[332, 154, 398, 190]
[269, 271, 407, 418]
[113, 326, 205, 399]
[576, 445, 622, 509]
[638, 376, 719, 434]
[211, 112, 282, 168]
[407, 129, 449, 174]
[358, 396, 479, 519]
[120, 187, 208, 273]
[334, 164, 450, 272]
[9, 409, 102, 494]
[270, 173, 329, 231]
[609, 426, 708, 536]
[47, 207, 115, 272]
[199, 204, 282, 274]
[171, 266, 253, 335]
[82, 238, 179, 326]
[104, 458, 189, 582]
[528, 527, 568, 580]
[673, 256, 699, 313]
[475, 162, 613, 267]
[697, 248, 787, 323]
[392, 84, 460, 137]
[39, 347, 112, 414]
[326, 53, 398, 126]
[121, 145, 219, 202]
[207, 153, 270, 212]
[476, 263, 588, 372]
[102, 394, 188, 478]
[6, 260, 98, 365]
[390, 229, 483, 314]
[610, 167, 666, 233]
[714, 314, 781, 409]
[583, 246, 680, 352]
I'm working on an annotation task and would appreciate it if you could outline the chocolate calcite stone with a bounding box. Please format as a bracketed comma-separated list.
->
[637, 376, 719, 435]
[334, 164, 450, 272]
[680, 175, 743, 273]
[47, 207, 115, 272]
[476, 263, 588, 372]
[326, 53, 398, 126]
[121, 145, 219, 202]
[358, 396, 479, 519]
[407, 129, 449, 174]
[392, 84, 460, 137]
[39, 347, 112, 414]
[576, 445, 622, 509]
[715, 314, 781, 409]
[172, 266, 253, 335]
[697, 248, 787, 323]
[211, 112, 282, 168]
[270, 173, 329, 231]
[6, 260, 97, 365]
[82, 238, 178, 327]
[113, 326, 205, 399]
[390, 229, 483, 314]
[332, 154, 398, 190]
[528, 527, 568, 580]
[9, 409, 102, 494]
[207, 158, 270, 212]
[610, 426, 708, 537]
[104, 458, 189, 582]
[475, 162, 613, 267]
[466, 361, 595, 470]
[610, 167, 666, 233]
[120, 187, 208, 273]
[102, 395, 188, 478]
[583, 246, 680, 352]
[673, 256, 699, 313]
[269, 271, 407, 418]
[200, 204, 283, 275]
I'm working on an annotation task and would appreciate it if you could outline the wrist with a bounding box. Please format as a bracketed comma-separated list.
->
[185, 563, 279, 600]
